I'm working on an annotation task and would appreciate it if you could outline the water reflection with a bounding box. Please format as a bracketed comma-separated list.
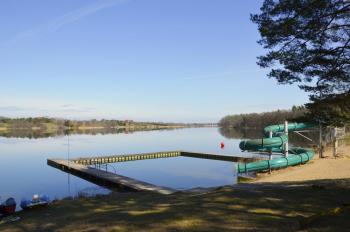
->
[0, 127, 243, 207]
[0, 127, 184, 139]
[219, 127, 264, 139]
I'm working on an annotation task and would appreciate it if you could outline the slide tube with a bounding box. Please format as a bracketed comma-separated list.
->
[237, 122, 315, 173]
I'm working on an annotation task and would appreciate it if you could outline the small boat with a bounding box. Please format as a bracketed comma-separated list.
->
[0, 198, 17, 215]
[20, 194, 50, 210]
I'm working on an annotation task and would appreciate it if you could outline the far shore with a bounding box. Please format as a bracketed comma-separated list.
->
[0, 124, 214, 132]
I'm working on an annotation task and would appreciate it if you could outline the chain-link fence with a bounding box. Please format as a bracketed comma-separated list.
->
[321, 126, 348, 157]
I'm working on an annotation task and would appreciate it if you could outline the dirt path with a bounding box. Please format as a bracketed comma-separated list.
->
[254, 145, 350, 183]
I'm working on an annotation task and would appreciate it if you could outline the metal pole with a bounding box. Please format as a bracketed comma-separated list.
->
[67, 133, 71, 196]
[284, 121, 288, 157]
[284, 121, 289, 136]
[268, 131, 273, 162]
[269, 130, 273, 161]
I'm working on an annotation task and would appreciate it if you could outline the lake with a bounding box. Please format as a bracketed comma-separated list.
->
[0, 127, 312, 207]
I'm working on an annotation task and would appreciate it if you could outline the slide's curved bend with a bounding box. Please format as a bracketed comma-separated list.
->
[237, 122, 316, 173]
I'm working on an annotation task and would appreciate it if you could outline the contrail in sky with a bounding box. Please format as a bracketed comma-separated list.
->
[4, 0, 129, 45]
[48, 0, 128, 32]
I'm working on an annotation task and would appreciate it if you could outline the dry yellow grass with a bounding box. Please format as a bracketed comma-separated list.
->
[1, 179, 350, 232]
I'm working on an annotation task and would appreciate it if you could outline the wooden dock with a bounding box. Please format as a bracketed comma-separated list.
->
[73, 151, 181, 165]
[180, 151, 258, 162]
[71, 150, 259, 165]
[48, 151, 263, 194]
[47, 159, 175, 194]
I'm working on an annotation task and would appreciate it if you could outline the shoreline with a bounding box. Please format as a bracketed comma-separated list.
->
[1, 144, 350, 231]
[0, 125, 215, 138]
[0, 124, 215, 132]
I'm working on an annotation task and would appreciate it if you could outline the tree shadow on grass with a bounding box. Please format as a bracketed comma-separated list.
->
[2, 179, 350, 232]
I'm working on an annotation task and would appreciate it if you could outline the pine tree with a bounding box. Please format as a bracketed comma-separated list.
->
[252, 0, 350, 125]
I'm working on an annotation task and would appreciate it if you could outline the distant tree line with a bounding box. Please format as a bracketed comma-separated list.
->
[218, 106, 307, 129]
[0, 117, 210, 131]
[0, 117, 61, 130]
[62, 119, 130, 129]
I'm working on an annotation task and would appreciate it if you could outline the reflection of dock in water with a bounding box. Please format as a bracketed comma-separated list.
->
[48, 151, 263, 194]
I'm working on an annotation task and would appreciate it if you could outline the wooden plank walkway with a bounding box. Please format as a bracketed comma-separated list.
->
[71, 150, 259, 165]
[180, 151, 259, 162]
[73, 151, 181, 165]
[47, 159, 175, 195]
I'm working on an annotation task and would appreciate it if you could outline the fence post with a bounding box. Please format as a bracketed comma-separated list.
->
[319, 122, 324, 158]
[333, 127, 338, 158]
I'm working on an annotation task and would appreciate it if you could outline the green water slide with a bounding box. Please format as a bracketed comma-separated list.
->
[237, 122, 316, 173]
[263, 122, 315, 134]
[239, 134, 288, 152]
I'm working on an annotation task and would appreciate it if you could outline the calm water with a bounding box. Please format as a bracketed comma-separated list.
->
[0, 127, 275, 206]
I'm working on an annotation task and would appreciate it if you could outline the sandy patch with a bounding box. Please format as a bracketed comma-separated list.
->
[254, 145, 350, 183]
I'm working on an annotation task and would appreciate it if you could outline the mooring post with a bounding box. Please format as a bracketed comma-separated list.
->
[284, 121, 288, 157]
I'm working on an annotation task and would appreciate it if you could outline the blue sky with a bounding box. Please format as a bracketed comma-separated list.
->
[0, 0, 309, 123]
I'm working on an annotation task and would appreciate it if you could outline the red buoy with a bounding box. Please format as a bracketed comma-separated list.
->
[220, 142, 225, 149]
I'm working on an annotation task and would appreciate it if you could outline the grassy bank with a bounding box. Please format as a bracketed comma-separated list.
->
[1, 179, 350, 232]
